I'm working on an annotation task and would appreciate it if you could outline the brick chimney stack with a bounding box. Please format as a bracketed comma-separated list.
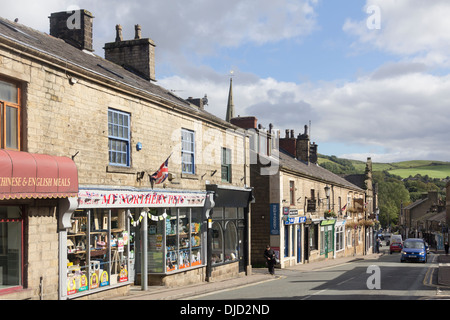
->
[296, 125, 310, 163]
[279, 129, 296, 157]
[104, 24, 156, 81]
[49, 10, 94, 52]
[279, 124, 318, 164]
[230, 116, 258, 129]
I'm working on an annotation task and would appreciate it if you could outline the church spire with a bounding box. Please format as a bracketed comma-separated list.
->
[225, 77, 234, 122]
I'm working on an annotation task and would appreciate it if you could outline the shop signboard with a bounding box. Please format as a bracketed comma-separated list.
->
[270, 203, 280, 235]
[284, 216, 306, 225]
[78, 189, 207, 209]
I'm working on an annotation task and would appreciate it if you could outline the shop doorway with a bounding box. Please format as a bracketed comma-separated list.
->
[297, 227, 302, 263]
[238, 220, 247, 273]
[303, 226, 309, 262]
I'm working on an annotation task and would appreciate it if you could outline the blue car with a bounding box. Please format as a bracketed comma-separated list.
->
[400, 238, 427, 263]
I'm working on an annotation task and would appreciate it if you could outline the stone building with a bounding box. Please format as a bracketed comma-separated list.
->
[402, 190, 445, 239]
[231, 117, 371, 268]
[0, 10, 253, 300]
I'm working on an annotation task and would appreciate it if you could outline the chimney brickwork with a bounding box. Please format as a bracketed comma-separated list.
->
[230, 116, 258, 129]
[49, 10, 94, 52]
[279, 125, 318, 164]
[104, 25, 156, 81]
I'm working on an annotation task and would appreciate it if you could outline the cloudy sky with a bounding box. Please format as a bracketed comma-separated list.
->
[3, 0, 450, 163]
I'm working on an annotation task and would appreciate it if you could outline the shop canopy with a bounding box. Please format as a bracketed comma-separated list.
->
[0, 150, 78, 200]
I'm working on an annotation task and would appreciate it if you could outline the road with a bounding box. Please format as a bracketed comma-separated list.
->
[190, 249, 441, 300]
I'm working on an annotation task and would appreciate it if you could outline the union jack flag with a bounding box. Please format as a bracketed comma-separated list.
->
[150, 156, 170, 184]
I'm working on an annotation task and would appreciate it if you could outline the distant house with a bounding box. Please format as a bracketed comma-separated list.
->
[401, 190, 445, 239]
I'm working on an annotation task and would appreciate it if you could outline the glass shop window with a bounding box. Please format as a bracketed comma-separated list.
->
[0, 206, 22, 291]
[67, 209, 130, 296]
[212, 207, 242, 265]
[148, 208, 203, 273]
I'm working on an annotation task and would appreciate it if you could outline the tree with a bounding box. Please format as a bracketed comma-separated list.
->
[374, 171, 410, 229]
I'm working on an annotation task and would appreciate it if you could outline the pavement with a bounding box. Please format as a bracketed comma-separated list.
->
[102, 248, 450, 300]
[438, 252, 450, 287]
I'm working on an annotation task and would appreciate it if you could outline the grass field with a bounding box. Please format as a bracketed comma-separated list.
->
[387, 164, 450, 179]
[318, 155, 450, 179]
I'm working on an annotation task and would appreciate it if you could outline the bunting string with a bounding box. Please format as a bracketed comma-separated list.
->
[128, 209, 173, 227]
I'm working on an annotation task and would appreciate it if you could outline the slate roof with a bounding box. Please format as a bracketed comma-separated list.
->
[0, 16, 231, 128]
[279, 150, 364, 191]
[403, 198, 428, 210]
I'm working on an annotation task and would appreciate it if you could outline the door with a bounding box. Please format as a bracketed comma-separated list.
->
[238, 220, 246, 273]
[297, 227, 302, 263]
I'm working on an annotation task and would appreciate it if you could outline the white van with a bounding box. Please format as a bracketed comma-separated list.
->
[391, 234, 402, 244]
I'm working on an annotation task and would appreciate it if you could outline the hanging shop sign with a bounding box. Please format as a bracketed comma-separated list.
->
[284, 216, 307, 225]
[320, 219, 336, 226]
[78, 189, 207, 209]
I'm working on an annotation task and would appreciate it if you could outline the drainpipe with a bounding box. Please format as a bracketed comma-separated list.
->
[40, 276, 44, 300]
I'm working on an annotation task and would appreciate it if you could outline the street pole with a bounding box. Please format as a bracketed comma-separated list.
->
[141, 209, 148, 291]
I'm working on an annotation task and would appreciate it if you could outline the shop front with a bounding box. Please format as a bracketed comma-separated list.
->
[0, 150, 78, 300]
[283, 214, 306, 266]
[320, 219, 336, 259]
[206, 185, 253, 279]
[65, 187, 211, 298]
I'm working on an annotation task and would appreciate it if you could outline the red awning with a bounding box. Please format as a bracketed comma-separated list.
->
[0, 150, 78, 200]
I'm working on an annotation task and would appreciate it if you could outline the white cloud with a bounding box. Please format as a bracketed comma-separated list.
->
[3, 1, 450, 162]
[160, 65, 450, 162]
[343, 0, 450, 67]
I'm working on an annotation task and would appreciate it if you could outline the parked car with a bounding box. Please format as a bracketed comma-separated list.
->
[401, 238, 427, 263]
[390, 242, 403, 254]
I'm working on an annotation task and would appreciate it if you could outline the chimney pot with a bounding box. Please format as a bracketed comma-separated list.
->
[115, 24, 123, 42]
[134, 24, 142, 39]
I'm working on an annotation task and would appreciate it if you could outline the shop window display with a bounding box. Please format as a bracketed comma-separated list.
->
[211, 207, 243, 265]
[67, 209, 130, 296]
[148, 208, 203, 273]
[211, 222, 223, 264]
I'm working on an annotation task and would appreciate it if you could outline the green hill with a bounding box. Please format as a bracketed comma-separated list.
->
[318, 155, 450, 179]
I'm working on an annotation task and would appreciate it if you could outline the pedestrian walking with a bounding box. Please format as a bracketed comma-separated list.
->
[445, 241, 449, 255]
[264, 245, 276, 275]
[375, 238, 381, 253]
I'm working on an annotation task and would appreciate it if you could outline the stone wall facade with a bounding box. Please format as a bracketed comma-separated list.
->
[0, 24, 250, 299]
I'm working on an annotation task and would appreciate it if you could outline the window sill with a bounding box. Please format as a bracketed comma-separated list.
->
[181, 173, 199, 180]
[106, 165, 135, 174]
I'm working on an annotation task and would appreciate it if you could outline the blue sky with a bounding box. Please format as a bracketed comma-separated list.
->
[3, 0, 450, 163]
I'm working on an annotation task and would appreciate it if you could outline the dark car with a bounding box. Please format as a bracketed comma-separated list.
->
[401, 238, 427, 263]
